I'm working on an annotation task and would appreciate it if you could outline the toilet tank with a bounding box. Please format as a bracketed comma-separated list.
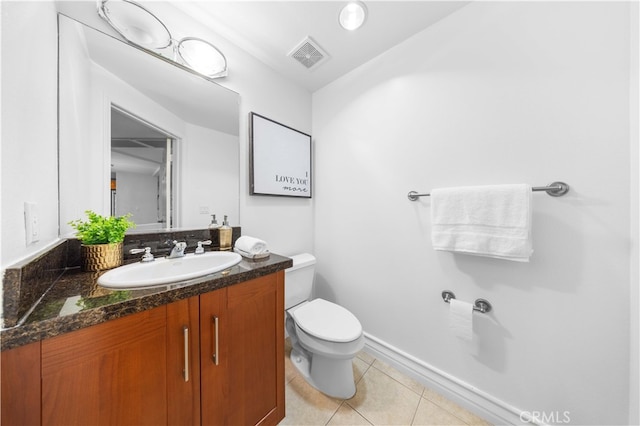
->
[284, 253, 316, 309]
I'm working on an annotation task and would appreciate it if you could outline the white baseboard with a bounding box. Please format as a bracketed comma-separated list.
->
[363, 332, 527, 426]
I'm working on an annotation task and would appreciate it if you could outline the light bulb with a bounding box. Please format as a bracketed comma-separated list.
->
[339, 2, 367, 31]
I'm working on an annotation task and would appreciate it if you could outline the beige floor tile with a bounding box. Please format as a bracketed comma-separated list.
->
[327, 403, 373, 425]
[356, 350, 376, 365]
[422, 388, 492, 425]
[280, 375, 342, 425]
[282, 341, 492, 426]
[347, 365, 422, 425]
[412, 398, 467, 426]
[457, 411, 492, 426]
[353, 356, 370, 383]
[371, 359, 425, 396]
[455, 409, 492, 426]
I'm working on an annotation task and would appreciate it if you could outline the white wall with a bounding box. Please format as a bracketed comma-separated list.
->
[57, 12, 94, 236]
[180, 123, 239, 229]
[1, 2, 59, 267]
[114, 171, 157, 224]
[313, 2, 636, 425]
[629, 3, 640, 424]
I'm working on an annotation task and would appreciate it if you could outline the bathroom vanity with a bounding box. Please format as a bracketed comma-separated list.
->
[1, 237, 291, 426]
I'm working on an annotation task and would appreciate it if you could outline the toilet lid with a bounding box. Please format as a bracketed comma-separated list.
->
[291, 299, 362, 343]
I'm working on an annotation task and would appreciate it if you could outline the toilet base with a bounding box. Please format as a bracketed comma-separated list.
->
[290, 347, 357, 399]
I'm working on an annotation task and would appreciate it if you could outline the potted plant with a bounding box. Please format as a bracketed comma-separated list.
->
[69, 210, 135, 271]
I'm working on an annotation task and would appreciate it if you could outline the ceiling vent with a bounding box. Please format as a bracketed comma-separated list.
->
[288, 37, 329, 70]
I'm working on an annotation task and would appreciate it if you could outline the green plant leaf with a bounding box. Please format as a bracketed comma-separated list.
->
[68, 210, 135, 244]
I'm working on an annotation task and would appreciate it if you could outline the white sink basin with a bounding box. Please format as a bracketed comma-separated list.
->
[97, 251, 242, 289]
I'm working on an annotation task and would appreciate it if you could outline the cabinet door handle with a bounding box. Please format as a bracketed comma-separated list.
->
[212, 316, 219, 365]
[183, 326, 189, 382]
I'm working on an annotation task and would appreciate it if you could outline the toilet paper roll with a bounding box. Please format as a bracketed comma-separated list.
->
[449, 299, 473, 341]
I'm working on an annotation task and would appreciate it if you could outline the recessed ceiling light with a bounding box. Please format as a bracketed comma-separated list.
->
[339, 1, 367, 31]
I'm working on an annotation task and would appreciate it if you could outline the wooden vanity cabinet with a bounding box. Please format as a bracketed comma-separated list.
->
[1, 271, 285, 426]
[40, 296, 200, 426]
[200, 272, 285, 426]
[1, 340, 41, 426]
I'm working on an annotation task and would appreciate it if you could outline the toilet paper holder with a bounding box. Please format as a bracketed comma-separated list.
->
[441, 290, 492, 314]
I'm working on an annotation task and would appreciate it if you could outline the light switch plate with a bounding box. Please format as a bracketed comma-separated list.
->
[24, 202, 40, 245]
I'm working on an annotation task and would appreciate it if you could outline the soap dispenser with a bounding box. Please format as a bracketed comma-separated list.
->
[208, 214, 221, 247]
[219, 215, 232, 251]
[209, 214, 220, 230]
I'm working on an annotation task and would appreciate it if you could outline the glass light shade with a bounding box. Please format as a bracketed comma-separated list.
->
[339, 2, 367, 31]
[98, 0, 172, 49]
[177, 38, 228, 78]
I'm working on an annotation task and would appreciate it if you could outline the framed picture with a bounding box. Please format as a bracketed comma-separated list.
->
[249, 112, 312, 198]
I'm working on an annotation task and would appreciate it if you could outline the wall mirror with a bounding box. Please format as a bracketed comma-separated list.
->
[58, 14, 240, 236]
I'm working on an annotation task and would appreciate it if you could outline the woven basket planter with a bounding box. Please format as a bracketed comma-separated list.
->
[81, 242, 123, 272]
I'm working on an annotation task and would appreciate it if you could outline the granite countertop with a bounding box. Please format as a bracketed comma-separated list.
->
[1, 246, 292, 351]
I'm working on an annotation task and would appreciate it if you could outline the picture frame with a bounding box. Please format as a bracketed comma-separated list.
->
[249, 112, 312, 198]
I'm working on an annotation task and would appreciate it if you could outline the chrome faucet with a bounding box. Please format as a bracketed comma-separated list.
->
[168, 240, 187, 258]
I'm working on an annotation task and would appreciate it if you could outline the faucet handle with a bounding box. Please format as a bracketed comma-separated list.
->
[130, 247, 154, 262]
[195, 240, 212, 254]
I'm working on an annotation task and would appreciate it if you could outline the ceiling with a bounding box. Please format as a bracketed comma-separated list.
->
[171, 1, 470, 92]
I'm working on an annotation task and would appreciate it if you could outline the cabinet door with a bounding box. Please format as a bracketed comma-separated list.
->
[1, 341, 41, 426]
[200, 272, 285, 426]
[199, 287, 227, 426]
[167, 296, 201, 426]
[41, 306, 168, 426]
[226, 272, 285, 426]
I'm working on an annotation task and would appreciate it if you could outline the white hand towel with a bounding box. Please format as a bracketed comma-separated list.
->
[430, 184, 533, 262]
[234, 236, 269, 255]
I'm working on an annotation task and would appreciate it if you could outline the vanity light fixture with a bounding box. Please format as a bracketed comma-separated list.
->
[338, 1, 368, 31]
[97, 0, 228, 79]
[176, 37, 227, 79]
[96, 0, 172, 49]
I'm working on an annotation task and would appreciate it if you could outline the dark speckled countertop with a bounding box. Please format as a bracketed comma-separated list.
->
[1, 231, 292, 351]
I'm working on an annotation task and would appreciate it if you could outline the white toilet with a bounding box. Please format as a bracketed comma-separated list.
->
[285, 253, 365, 399]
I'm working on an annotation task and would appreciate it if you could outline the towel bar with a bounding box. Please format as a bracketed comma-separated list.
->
[408, 181, 570, 201]
[442, 290, 492, 314]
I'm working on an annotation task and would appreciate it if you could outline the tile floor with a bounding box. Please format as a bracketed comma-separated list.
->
[281, 339, 493, 426]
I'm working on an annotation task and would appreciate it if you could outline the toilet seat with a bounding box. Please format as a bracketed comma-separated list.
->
[290, 299, 362, 343]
